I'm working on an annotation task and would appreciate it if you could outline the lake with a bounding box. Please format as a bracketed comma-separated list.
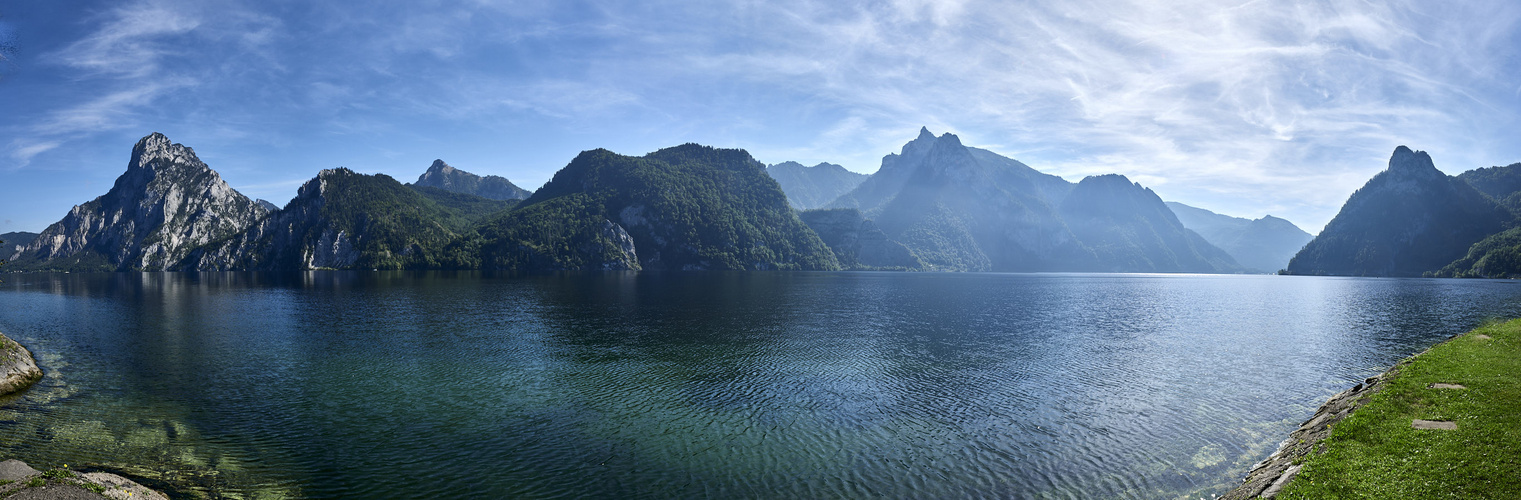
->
[2, 271, 1519, 498]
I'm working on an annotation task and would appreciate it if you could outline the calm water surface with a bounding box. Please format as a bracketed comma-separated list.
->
[2, 271, 1520, 499]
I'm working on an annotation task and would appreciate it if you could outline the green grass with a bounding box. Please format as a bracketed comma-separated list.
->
[41, 469, 74, 480]
[1279, 319, 1521, 499]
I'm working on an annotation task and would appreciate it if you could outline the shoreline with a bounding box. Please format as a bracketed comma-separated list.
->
[1221, 327, 1482, 499]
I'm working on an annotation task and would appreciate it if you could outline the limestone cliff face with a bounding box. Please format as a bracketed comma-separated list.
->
[594, 219, 640, 270]
[180, 169, 372, 270]
[179, 168, 467, 271]
[0, 332, 42, 396]
[12, 133, 268, 271]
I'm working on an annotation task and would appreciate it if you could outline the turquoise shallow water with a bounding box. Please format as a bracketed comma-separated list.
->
[2, 271, 1520, 498]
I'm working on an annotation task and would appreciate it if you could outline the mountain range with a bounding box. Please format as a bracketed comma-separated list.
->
[1166, 202, 1313, 273]
[764, 161, 867, 210]
[802, 128, 1242, 273]
[9, 130, 1341, 275]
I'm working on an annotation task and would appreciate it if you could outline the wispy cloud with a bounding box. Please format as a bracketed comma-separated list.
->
[50, 1, 200, 78]
[568, 0, 1521, 230]
[7, 0, 1519, 233]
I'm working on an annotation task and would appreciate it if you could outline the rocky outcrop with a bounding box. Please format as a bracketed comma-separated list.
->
[411, 159, 532, 200]
[10, 133, 269, 271]
[0, 459, 168, 500]
[594, 220, 639, 270]
[0, 332, 42, 396]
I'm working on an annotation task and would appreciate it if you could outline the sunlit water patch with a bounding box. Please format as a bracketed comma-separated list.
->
[2, 271, 1519, 498]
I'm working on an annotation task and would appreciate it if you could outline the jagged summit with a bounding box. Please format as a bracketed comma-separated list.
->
[411, 159, 530, 201]
[420, 159, 457, 177]
[127, 132, 204, 171]
[10, 132, 269, 271]
[1388, 146, 1441, 178]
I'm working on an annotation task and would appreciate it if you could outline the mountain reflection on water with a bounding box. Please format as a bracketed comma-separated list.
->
[1, 271, 1518, 498]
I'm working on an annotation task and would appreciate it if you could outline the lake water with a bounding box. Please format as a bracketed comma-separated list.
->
[2, 271, 1520, 499]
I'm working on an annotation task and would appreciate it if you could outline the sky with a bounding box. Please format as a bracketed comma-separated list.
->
[2, 0, 1519, 235]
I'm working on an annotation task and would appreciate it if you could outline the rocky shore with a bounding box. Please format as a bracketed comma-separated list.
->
[0, 332, 42, 396]
[0, 459, 168, 500]
[1221, 332, 1462, 499]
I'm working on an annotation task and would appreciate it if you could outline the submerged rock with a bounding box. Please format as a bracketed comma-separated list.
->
[0, 332, 42, 396]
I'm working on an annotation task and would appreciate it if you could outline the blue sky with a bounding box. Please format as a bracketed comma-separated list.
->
[3, 0, 1519, 234]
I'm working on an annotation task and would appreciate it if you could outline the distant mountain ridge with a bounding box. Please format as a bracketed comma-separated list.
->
[1287, 146, 1511, 277]
[765, 161, 867, 209]
[11, 131, 1307, 275]
[1167, 202, 1313, 273]
[9, 133, 269, 271]
[411, 159, 532, 200]
[824, 128, 1238, 273]
[1, 232, 38, 261]
[1059, 175, 1239, 273]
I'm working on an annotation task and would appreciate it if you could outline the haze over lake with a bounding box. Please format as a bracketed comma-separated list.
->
[3, 271, 1518, 498]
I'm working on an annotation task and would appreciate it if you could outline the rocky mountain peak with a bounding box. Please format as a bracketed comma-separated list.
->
[423, 159, 457, 176]
[411, 160, 532, 201]
[1386, 146, 1441, 179]
[898, 127, 943, 160]
[12, 133, 270, 271]
[129, 132, 200, 171]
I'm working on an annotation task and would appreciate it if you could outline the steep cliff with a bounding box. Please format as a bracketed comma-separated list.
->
[179, 168, 470, 270]
[10, 133, 269, 271]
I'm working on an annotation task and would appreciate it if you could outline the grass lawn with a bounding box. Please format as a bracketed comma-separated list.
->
[1278, 319, 1521, 499]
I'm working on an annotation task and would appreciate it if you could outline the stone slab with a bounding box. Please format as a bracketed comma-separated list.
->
[6, 482, 108, 500]
[1475, 334, 1493, 340]
[1430, 383, 1466, 389]
[1260, 464, 1303, 498]
[0, 459, 41, 481]
[1412, 419, 1457, 430]
[82, 472, 170, 500]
